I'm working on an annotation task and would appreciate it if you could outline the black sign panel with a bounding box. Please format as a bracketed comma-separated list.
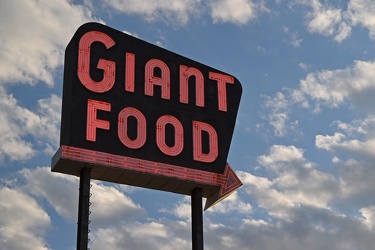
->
[60, 22, 242, 175]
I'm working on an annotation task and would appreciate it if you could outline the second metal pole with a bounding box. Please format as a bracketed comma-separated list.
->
[192, 188, 204, 250]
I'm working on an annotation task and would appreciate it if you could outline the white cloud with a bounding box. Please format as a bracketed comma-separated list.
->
[241, 145, 340, 218]
[360, 205, 375, 228]
[295, 60, 375, 112]
[206, 191, 252, 215]
[305, 1, 351, 42]
[295, 0, 375, 42]
[261, 92, 300, 137]
[20, 167, 79, 220]
[0, 0, 97, 86]
[0, 86, 36, 161]
[254, 140, 375, 218]
[260, 59, 375, 140]
[316, 116, 375, 160]
[102, 0, 267, 25]
[312, 115, 375, 212]
[164, 191, 252, 218]
[315, 132, 346, 151]
[202, 185, 375, 250]
[314, 116, 375, 206]
[335, 118, 370, 135]
[291, 0, 351, 42]
[348, 0, 375, 39]
[0, 187, 50, 250]
[0, 87, 61, 161]
[232, 144, 375, 249]
[90, 181, 145, 226]
[337, 159, 375, 208]
[258, 144, 304, 167]
[210, 0, 257, 25]
[290, 32, 303, 47]
[20, 167, 145, 226]
[90, 220, 190, 250]
[31, 94, 62, 153]
[283, 26, 303, 47]
[103, 0, 201, 25]
[0, 0, 98, 162]
[299, 62, 311, 71]
[161, 197, 192, 219]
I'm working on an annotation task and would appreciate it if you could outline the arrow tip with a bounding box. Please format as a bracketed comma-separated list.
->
[204, 163, 242, 210]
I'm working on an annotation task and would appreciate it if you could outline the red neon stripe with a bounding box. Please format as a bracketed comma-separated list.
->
[86, 99, 111, 141]
[156, 115, 184, 156]
[78, 31, 116, 93]
[144, 59, 170, 100]
[125, 52, 135, 92]
[208, 72, 234, 112]
[192, 121, 218, 163]
[61, 146, 230, 186]
[179, 65, 204, 107]
[118, 107, 147, 149]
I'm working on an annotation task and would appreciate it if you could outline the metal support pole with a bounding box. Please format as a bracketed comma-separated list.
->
[77, 168, 91, 250]
[192, 188, 204, 250]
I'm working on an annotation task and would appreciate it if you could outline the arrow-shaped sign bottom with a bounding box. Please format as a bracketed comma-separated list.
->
[52, 146, 242, 210]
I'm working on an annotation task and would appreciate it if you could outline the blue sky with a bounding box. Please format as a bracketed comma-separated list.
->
[2, 0, 375, 249]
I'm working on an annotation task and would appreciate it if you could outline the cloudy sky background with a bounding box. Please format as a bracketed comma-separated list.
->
[1, 0, 375, 249]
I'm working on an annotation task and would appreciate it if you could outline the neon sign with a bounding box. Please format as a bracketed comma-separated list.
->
[52, 22, 242, 209]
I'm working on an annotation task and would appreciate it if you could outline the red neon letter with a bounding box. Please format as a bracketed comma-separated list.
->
[86, 99, 111, 141]
[144, 59, 170, 100]
[78, 31, 116, 93]
[193, 121, 218, 163]
[125, 52, 135, 92]
[156, 115, 184, 156]
[118, 107, 146, 149]
[209, 72, 234, 112]
[180, 65, 204, 107]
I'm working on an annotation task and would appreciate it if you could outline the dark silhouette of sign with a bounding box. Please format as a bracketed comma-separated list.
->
[52, 22, 242, 209]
